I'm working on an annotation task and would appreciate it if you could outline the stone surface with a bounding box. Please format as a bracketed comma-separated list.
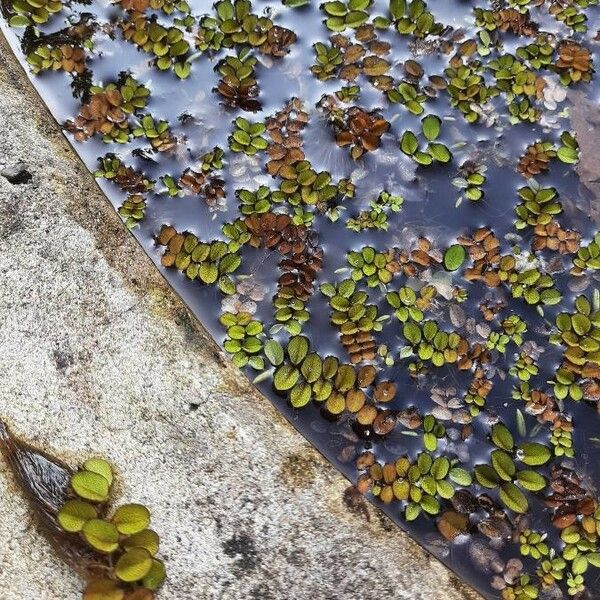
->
[0, 32, 480, 600]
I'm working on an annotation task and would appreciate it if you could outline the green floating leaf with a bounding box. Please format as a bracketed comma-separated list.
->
[491, 423, 514, 451]
[143, 558, 167, 590]
[491, 449, 516, 481]
[288, 336, 309, 365]
[557, 146, 579, 164]
[517, 470, 546, 492]
[428, 143, 452, 163]
[400, 130, 419, 156]
[403, 321, 422, 345]
[273, 364, 299, 391]
[572, 555, 588, 575]
[125, 529, 160, 556]
[518, 442, 551, 466]
[264, 339, 284, 366]
[474, 464, 499, 489]
[422, 115, 441, 142]
[499, 481, 528, 514]
[405, 502, 421, 521]
[448, 467, 472, 487]
[443, 244, 466, 272]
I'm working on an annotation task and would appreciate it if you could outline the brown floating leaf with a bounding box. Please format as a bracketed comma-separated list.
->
[436, 510, 470, 541]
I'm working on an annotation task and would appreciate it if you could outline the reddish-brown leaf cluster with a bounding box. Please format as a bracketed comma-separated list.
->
[180, 168, 225, 209]
[496, 8, 538, 36]
[52, 45, 86, 74]
[334, 106, 390, 160]
[517, 142, 554, 177]
[64, 89, 127, 142]
[342, 331, 376, 364]
[393, 237, 442, 278]
[265, 98, 309, 176]
[459, 228, 503, 287]
[112, 164, 152, 194]
[546, 465, 597, 530]
[532, 221, 581, 254]
[556, 40, 593, 80]
[259, 26, 297, 58]
[329, 26, 392, 89]
[117, 0, 149, 11]
[244, 213, 323, 302]
[479, 299, 506, 321]
[215, 76, 261, 113]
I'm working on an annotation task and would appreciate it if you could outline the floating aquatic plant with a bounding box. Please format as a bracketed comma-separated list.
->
[5, 0, 600, 597]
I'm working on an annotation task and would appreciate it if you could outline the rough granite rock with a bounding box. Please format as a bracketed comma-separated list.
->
[0, 32, 481, 600]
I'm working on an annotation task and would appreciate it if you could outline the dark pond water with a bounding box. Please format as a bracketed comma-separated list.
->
[2, 0, 600, 598]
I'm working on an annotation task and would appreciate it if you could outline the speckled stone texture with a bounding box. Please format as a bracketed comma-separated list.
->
[0, 32, 481, 600]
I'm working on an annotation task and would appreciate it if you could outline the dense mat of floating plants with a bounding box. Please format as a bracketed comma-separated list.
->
[2, 0, 600, 597]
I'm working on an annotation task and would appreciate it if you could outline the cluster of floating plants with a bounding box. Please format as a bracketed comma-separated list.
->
[2, 0, 600, 598]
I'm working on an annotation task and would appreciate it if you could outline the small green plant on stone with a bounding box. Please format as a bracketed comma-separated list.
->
[402, 320, 468, 369]
[347, 247, 394, 287]
[387, 80, 428, 115]
[572, 233, 600, 276]
[196, 0, 289, 53]
[160, 175, 182, 197]
[277, 160, 338, 207]
[444, 59, 494, 123]
[556, 131, 580, 165]
[320, 279, 384, 338]
[132, 116, 176, 152]
[422, 414, 445, 451]
[157, 226, 241, 295]
[237, 186, 273, 215]
[550, 295, 600, 400]
[311, 42, 343, 81]
[121, 13, 191, 78]
[385, 286, 425, 323]
[387, 452, 472, 521]
[272, 287, 310, 335]
[118, 194, 147, 230]
[57, 458, 165, 598]
[520, 529, 550, 560]
[509, 352, 539, 382]
[487, 315, 527, 353]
